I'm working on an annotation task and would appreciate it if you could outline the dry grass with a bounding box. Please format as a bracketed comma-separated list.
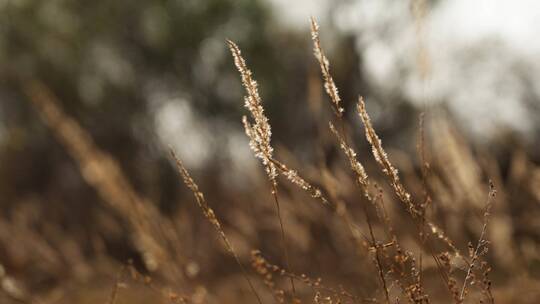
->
[166, 18, 520, 303]
[1, 17, 539, 304]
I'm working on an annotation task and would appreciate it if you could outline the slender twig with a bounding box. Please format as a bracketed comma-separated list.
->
[270, 182, 297, 295]
[459, 181, 496, 301]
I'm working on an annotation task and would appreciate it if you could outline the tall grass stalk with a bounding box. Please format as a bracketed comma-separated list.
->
[228, 40, 297, 296]
[170, 150, 263, 304]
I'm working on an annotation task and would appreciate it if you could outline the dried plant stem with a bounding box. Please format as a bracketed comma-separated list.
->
[312, 17, 392, 301]
[356, 97, 479, 303]
[270, 154, 376, 262]
[459, 181, 496, 302]
[416, 113, 429, 287]
[230, 37, 346, 298]
[269, 157, 330, 206]
[170, 150, 263, 304]
[228, 40, 276, 182]
[310, 17, 344, 117]
[329, 122, 390, 302]
[417, 113, 430, 201]
[272, 154, 373, 260]
[357, 97, 418, 216]
[312, 23, 448, 299]
[270, 183, 297, 295]
[228, 39, 297, 296]
[365, 206, 391, 304]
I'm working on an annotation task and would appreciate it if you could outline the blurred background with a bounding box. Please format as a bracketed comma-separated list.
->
[0, 0, 539, 303]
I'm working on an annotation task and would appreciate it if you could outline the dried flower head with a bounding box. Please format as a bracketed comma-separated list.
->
[356, 97, 417, 216]
[228, 40, 277, 183]
[310, 17, 344, 117]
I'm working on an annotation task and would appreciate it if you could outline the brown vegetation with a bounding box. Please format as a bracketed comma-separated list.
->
[0, 18, 538, 304]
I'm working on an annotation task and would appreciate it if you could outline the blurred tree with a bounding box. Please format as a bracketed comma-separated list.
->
[0, 0, 286, 207]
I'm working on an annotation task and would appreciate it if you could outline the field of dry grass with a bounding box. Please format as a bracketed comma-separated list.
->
[0, 18, 539, 304]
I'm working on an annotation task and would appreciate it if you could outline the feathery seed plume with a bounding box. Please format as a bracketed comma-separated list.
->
[310, 17, 344, 117]
[228, 40, 277, 183]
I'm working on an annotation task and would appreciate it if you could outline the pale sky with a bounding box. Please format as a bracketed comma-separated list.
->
[267, 0, 540, 138]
